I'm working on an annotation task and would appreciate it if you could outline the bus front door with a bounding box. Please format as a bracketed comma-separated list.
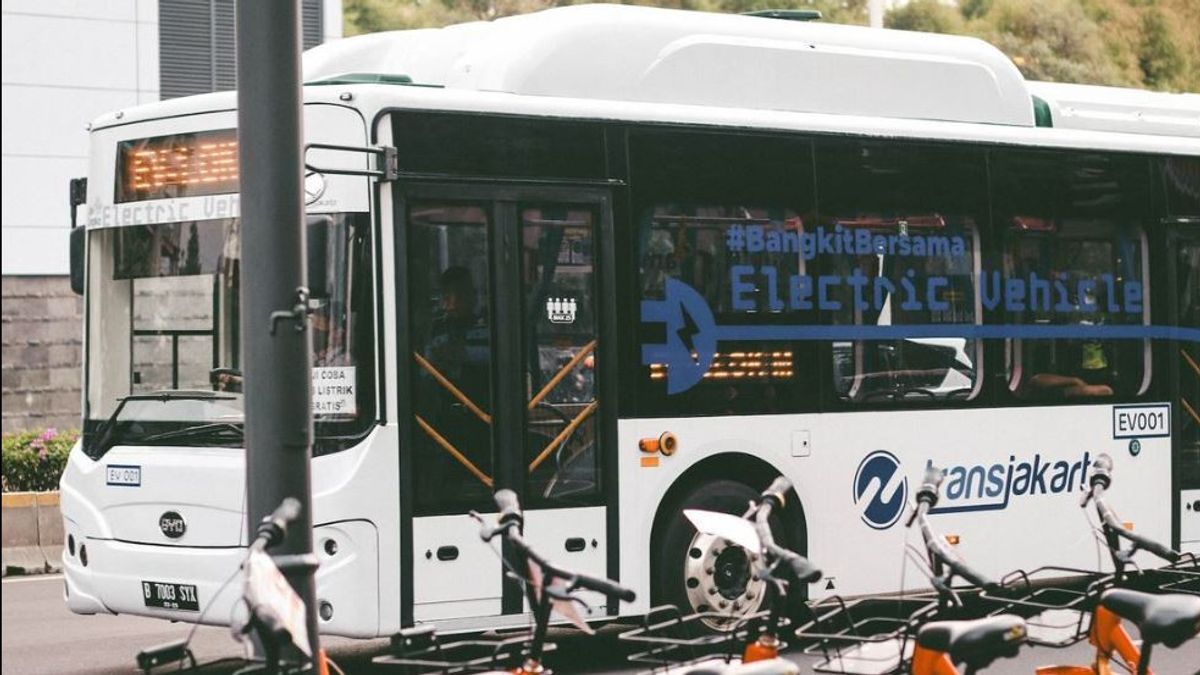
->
[399, 186, 615, 625]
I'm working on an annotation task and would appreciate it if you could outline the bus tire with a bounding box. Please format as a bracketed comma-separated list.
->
[653, 478, 790, 634]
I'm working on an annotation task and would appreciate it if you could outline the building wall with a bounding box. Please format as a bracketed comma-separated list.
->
[2, 1, 161, 276]
[1, 1, 342, 433]
[1, 277, 83, 433]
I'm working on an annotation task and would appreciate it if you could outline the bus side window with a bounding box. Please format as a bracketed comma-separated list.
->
[992, 150, 1151, 402]
[630, 129, 816, 416]
[638, 204, 807, 415]
[815, 139, 987, 405]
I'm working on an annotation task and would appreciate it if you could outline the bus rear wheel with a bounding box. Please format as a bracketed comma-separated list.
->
[654, 479, 787, 633]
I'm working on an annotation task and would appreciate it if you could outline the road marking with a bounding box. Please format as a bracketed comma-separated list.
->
[1, 574, 63, 584]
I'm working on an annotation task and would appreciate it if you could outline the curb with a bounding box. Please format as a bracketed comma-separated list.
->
[1, 491, 63, 577]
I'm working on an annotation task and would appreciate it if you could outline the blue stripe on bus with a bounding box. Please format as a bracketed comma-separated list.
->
[710, 324, 1200, 342]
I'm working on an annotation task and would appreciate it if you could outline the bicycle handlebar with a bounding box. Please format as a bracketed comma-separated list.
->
[570, 570, 638, 603]
[906, 470, 998, 591]
[481, 490, 637, 604]
[251, 497, 302, 553]
[913, 501, 997, 590]
[493, 489, 523, 527]
[1084, 454, 1180, 564]
[754, 478, 823, 584]
[1093, 488, 1180, 563]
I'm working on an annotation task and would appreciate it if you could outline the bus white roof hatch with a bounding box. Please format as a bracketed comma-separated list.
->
[303, 3, 1035, 127]
[1028, 81, 1200, 138]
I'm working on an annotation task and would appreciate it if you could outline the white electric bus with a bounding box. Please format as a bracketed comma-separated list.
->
[60, 3, 1200, 639]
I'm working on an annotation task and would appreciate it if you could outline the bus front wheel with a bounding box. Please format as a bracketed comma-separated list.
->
[653, 479, 788, 633]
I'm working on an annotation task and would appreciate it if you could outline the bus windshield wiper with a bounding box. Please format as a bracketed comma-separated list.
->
[90, 391, 237, 458]
[139, 422, 244, 446]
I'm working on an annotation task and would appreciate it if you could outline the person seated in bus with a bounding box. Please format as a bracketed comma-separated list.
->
[426, 266, 490, 401]
[311, 301, 350, 368]
[417, 266, 493, 503]
[1024, 338, 1114, 399]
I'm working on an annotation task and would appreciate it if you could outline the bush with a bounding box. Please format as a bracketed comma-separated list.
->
[2, 428, 78, 493]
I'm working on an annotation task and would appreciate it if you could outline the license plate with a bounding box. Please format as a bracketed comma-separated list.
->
[141, 580, 200, 611]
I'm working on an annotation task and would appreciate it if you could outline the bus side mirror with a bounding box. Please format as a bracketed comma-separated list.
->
[69, 226, 86, 296]
[306, 218, 329, 300]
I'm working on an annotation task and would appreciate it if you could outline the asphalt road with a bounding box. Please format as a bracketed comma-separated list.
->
[4, 575, 1198, 674]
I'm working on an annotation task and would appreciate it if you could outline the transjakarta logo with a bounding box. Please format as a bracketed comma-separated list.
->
[853, 451, 908, 530]
[854, 451, 1095, 528]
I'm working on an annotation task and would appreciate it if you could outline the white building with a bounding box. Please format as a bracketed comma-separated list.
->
[0, 0, 342, 431]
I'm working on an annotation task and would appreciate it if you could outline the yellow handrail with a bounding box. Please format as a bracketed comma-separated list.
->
[1182, 397, 1200, 428]
[413, 351, 492, 424]
[1182, 349, 1200, 378]
[415, 414, 493, 488]
[528, 401, 598, 473]
[528, 340, 598, 411]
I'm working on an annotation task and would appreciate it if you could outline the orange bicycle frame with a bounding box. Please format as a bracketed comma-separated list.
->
[910, 644, 959, 675]
[742, 634, 781, 662]
[1034, 604, 1146, 675]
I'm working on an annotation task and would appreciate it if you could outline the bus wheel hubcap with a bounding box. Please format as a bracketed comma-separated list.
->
[683, 531, 766, 629]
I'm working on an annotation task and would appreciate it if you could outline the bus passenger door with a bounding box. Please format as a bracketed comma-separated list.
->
[398, 187, 616, 624]
[403, 198, 503, 622]
[1170, 228, 1200, 552]
[513, 199, 613, 619]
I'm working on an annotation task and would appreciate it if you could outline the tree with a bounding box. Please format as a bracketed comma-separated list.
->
[976, 0, 1128, 86]
[1138, 8, 1184, 89]
[884, 0, 964, 35]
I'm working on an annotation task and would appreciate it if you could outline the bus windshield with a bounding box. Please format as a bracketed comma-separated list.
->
[83, 213, 373, 458]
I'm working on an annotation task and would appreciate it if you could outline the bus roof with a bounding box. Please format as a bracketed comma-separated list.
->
[302, 3, 1036, 128]
[87, 4, 1199, 150]
[1028, 81, 1200, 138]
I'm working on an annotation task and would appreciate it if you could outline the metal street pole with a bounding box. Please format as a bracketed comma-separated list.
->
[236, 0, 321, 662]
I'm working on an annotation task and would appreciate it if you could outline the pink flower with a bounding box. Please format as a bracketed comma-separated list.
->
[41, 428, 57, 441]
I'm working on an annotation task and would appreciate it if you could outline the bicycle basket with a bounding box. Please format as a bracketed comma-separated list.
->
[373, 627, 555, 674]
[978, 566, 1108, 648]
[618, 605, 790, 669]
[1143, 554, 1200, 596]
[792, 594, 942, 675]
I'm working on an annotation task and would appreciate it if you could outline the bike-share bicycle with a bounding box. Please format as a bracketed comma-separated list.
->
[375, 489, 636, 674]
[794, 465, 1028, 675]
[1031, 454, 1200, 675]
[620, 477, 823, 674]
[135, 498, 337, 675]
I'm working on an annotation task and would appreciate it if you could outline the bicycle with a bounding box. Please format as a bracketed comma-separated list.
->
[1032, 453, 1200, 675]
[375, 488, 637, 674]
[795, 465, 1027, 675]
[620, 477, 823, 674]
[135, 498, 336, 675]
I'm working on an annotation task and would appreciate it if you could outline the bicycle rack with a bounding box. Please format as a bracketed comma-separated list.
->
[373, 626, 557, 674]
[618, 604, 790, 672]
[791, 593, 950, 675]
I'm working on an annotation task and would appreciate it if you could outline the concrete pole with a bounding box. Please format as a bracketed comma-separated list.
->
[235, 0, 320, 660]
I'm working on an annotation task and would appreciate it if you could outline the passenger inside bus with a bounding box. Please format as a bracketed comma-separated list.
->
[1013, 242, 1121, 400]
[311, 301, 349, 367]
[414, 264, 493, 506]
[425, 265, 490, 405]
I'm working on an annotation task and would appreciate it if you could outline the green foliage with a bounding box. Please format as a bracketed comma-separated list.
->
[959, 0, 992, 21]
[343, 0, 867, 35]
[1138, 8, 1183, 89]
[341, 0, 1199, 91]
[975, 0, 1127, 85]
[2, 428, 78, 493]
[884, 0, 963, 34]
